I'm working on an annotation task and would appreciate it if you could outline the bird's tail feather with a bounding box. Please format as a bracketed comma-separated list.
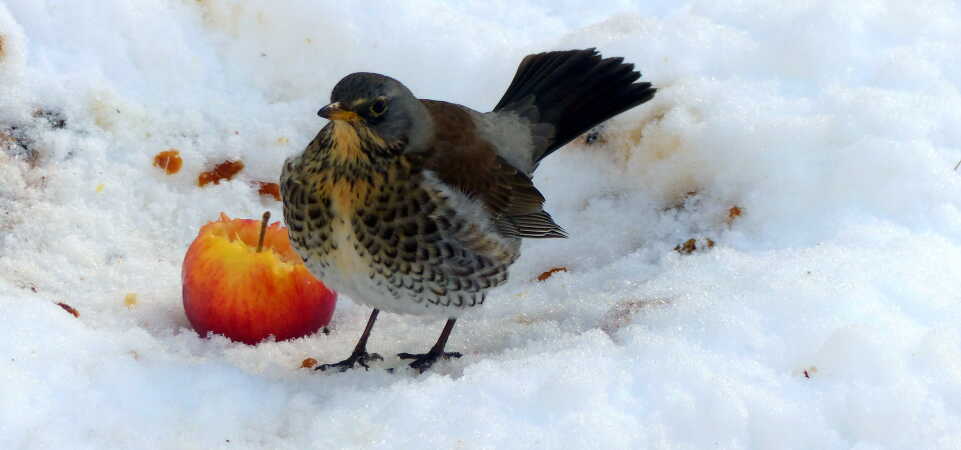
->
[493, 48, 656, 165]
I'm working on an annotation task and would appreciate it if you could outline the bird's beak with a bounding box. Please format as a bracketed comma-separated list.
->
[318, 102, 360, 122]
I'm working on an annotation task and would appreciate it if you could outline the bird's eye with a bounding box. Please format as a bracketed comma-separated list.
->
[369, 98, 388, 116]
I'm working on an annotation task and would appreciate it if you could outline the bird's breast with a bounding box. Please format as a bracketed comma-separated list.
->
[284, 140, 518, 315]
[325, 177, 372, 277]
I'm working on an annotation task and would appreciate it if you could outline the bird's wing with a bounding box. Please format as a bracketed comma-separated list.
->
[419, 100, 567, 239]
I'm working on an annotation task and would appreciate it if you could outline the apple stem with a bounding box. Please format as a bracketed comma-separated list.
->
[257, 211, 270, 253]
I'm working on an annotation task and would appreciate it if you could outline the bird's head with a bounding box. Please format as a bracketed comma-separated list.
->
[318, 73, 431, 155]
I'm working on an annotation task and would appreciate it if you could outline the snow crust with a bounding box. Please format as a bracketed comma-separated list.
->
[2, 1, 961, 448]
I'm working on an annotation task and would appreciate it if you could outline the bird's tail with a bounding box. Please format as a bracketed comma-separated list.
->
[493, 48, 656, 166]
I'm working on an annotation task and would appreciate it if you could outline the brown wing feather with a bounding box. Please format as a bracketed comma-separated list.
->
[419, 100, 567, 239]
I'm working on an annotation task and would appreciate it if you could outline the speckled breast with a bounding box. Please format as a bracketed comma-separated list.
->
[282, 149, 519, 316]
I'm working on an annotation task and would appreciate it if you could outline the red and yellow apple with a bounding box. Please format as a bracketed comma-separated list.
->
[182, 212, 336, 344]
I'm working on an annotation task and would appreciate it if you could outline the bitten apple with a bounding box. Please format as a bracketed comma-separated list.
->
[182, 212, 336, 344]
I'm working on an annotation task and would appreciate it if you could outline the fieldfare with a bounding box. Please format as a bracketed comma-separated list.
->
[281, 48, 656, 372]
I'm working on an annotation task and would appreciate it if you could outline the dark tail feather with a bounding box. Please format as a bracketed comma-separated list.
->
[493, 48, 656, 164]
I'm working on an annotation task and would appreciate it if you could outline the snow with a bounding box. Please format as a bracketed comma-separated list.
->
[2, 0, 961, 448]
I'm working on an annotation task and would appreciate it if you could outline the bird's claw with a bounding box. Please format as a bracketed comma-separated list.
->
[315, 351, 383, 372]
[397, 351, 462, 372]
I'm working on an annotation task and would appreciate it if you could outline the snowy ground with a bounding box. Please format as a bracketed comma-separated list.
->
[3, 1, 961, 448]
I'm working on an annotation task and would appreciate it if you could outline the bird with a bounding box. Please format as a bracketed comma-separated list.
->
[280, 48, 655, 372]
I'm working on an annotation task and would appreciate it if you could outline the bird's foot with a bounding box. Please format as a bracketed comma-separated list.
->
[397, 350, 462, 373]
[315, 351, 383, 372]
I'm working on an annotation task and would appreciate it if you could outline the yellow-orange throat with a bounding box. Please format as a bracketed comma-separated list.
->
[328, 120, 389, 164]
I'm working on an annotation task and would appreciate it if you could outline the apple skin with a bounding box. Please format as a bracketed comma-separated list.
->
[182, 213, 336, 345]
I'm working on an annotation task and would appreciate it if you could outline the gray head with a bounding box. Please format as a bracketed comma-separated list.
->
[318, 72, 431, 150]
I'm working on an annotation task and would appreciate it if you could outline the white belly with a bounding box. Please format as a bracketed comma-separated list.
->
[328, 218, 366, 280]
[315, 216, 459, 317]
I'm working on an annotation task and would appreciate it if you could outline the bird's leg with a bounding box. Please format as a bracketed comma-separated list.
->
[316, 309, 383, 372]
[398, 318, 462, 372]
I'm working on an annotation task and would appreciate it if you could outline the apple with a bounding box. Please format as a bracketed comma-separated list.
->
[182, 212, 336, 344]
